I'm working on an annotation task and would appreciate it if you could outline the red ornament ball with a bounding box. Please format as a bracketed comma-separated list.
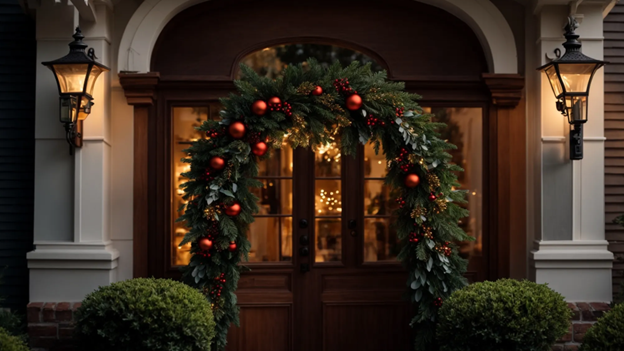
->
[252, 141, 268, 156]
[428, 193, 437, 201]
[346, 94, 363, 111]
[404, 174, 421, 188]
[252, 100, 267, 116]
[209, 156, 226, 170]
[199, 237, 213, 251]
[268, 96, 282, 106]
[225, 202, 242, 216]
[311, 86, 323, 96]
[228, 121, 246, 139]
[228, 241, 237, 252]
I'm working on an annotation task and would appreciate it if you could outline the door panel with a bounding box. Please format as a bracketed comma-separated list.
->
[227, 305, 292, 351]
[323, 303, 410, 351]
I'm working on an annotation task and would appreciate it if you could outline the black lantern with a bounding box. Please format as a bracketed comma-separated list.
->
[538, 17, 606, 160]
[42, 27, 110, 154]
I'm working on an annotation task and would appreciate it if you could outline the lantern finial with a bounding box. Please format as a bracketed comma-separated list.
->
[69, 27, 87, 53]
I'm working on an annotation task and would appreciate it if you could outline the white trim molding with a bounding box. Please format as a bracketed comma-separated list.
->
[117, 0, 519, 74]
[27, 241, 119, 302]
[531, 240, 614, 302]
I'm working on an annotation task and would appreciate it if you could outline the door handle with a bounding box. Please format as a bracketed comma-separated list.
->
[299, 219, 308, 229]
[348, 219, 357, 237]
[299, 247, 309, 256]
[299, 235, 309, 245]
[348, 219, 356, 229]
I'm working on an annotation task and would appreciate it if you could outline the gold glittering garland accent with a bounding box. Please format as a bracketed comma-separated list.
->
[317, 94, 345, 115]
[427, 173, 441, 191]
[421, 225, 434, 240]
[203, 206, 222, 220]
[285, 115, 311, 148]
[366, 91, 402, 107]
[434, 195, 447, 214]
[410, 207, 427, 219]
[296, 82, 316, 95]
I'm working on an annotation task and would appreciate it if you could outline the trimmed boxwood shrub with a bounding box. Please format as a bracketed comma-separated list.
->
[0, 327, 28, 351]
[74, 278, 215, 351]
[436, 279, 571, 351]
[580, 302, 624, 351]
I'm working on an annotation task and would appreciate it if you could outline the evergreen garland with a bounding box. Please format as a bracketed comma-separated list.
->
[178, 60, 472, 350]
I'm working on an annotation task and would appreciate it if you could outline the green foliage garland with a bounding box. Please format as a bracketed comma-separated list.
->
[178, 60, 472, 350]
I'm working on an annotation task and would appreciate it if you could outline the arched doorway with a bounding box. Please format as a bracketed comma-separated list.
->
[119, 1, 525, 350]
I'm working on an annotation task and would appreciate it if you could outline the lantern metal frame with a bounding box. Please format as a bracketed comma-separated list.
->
[537, 17, 606, 160]
[42, 27, 110, 155]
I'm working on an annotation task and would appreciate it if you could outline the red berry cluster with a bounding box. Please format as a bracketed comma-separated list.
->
[246, 131, 263, 144]
[395, 106, 405, 118]
[433, 297, 443, 307]
[282, 102, 292, 117]
[203, 169, 215, 182]
[366, 115, 385, 127]
[436, 241, 452, 257]
[395, 197, 406, 209]
[333, 78, 357, 95]
[268, 100, 293, 117]
[206, 221, 219, 238]
[197, 250, 211, 258]
[206, 127, 223, 139]
[210, 273, 226, 299]
[396, 148, 411, 172]
[409, 232, 420, 243]
[428, 193, 437, 201]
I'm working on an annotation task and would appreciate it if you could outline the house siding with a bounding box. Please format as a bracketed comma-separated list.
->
[0, 0, 35, 312]
[605, 3, 624, 301]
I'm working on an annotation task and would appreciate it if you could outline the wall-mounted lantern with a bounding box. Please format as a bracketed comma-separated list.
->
[42, 27, 110, 155]
[538, 17, 606, 160]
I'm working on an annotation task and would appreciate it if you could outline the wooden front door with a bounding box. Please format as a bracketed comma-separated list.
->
[225, 143, 412, 351]
[165, 100, 485, 351]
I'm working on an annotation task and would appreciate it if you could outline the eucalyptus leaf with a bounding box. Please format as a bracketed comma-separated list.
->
[362, 110, 367, 117]
[232, 183, 238, 193]
[220, 189, 235, 197]
[427, 257, 433, 272]
[410, 280, 421, 290]
[415, 289, 423, 302]
[427, 239, 435, 249]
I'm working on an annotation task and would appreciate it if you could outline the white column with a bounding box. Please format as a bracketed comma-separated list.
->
[530, 4, 613, 302]
[28, 2, 119, 303]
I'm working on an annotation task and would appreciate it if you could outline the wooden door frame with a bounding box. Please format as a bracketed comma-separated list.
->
[119, 73, 525, 281]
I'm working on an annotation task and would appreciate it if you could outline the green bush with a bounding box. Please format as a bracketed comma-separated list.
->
[436, 279, 571, 351]
[0, 327, 28, 351]
[580, 303, 624, 351]
[74, 278, 216, 351]
[0, 309, 25, 339]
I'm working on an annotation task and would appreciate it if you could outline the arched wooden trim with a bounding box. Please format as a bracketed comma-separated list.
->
[230, 37, 392, 80]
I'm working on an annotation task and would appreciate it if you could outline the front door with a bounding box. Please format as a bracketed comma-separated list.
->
[170, 107, 484, 351]
[223, 142, 413, 351]
[165, 45, 486, 351]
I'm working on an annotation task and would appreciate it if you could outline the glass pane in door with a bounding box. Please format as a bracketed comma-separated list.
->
[171, 106, 212, 266]
[247, 144, 294, 262]
[430, 107, 483, 261]
[314, 141, 342, 262]
[363, 142, 399, 262]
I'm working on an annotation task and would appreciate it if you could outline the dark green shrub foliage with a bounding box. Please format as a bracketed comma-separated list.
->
[74, 278, 216, 351]
[0, 309, 24, 339]
[436, 279, 571, 351]
[580, 303, 624, 351]
[0, 327, 28, 351]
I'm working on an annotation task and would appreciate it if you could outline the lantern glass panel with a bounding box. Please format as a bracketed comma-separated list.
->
[77, 95, 92, 121]
[53, 64, 89, 94]
[545, 65, 564, 97]
[85, 65, 103, 96]
[564, 95, 587, 123]
[559, 63, 597, 94]
[60, 96, 78, 124]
